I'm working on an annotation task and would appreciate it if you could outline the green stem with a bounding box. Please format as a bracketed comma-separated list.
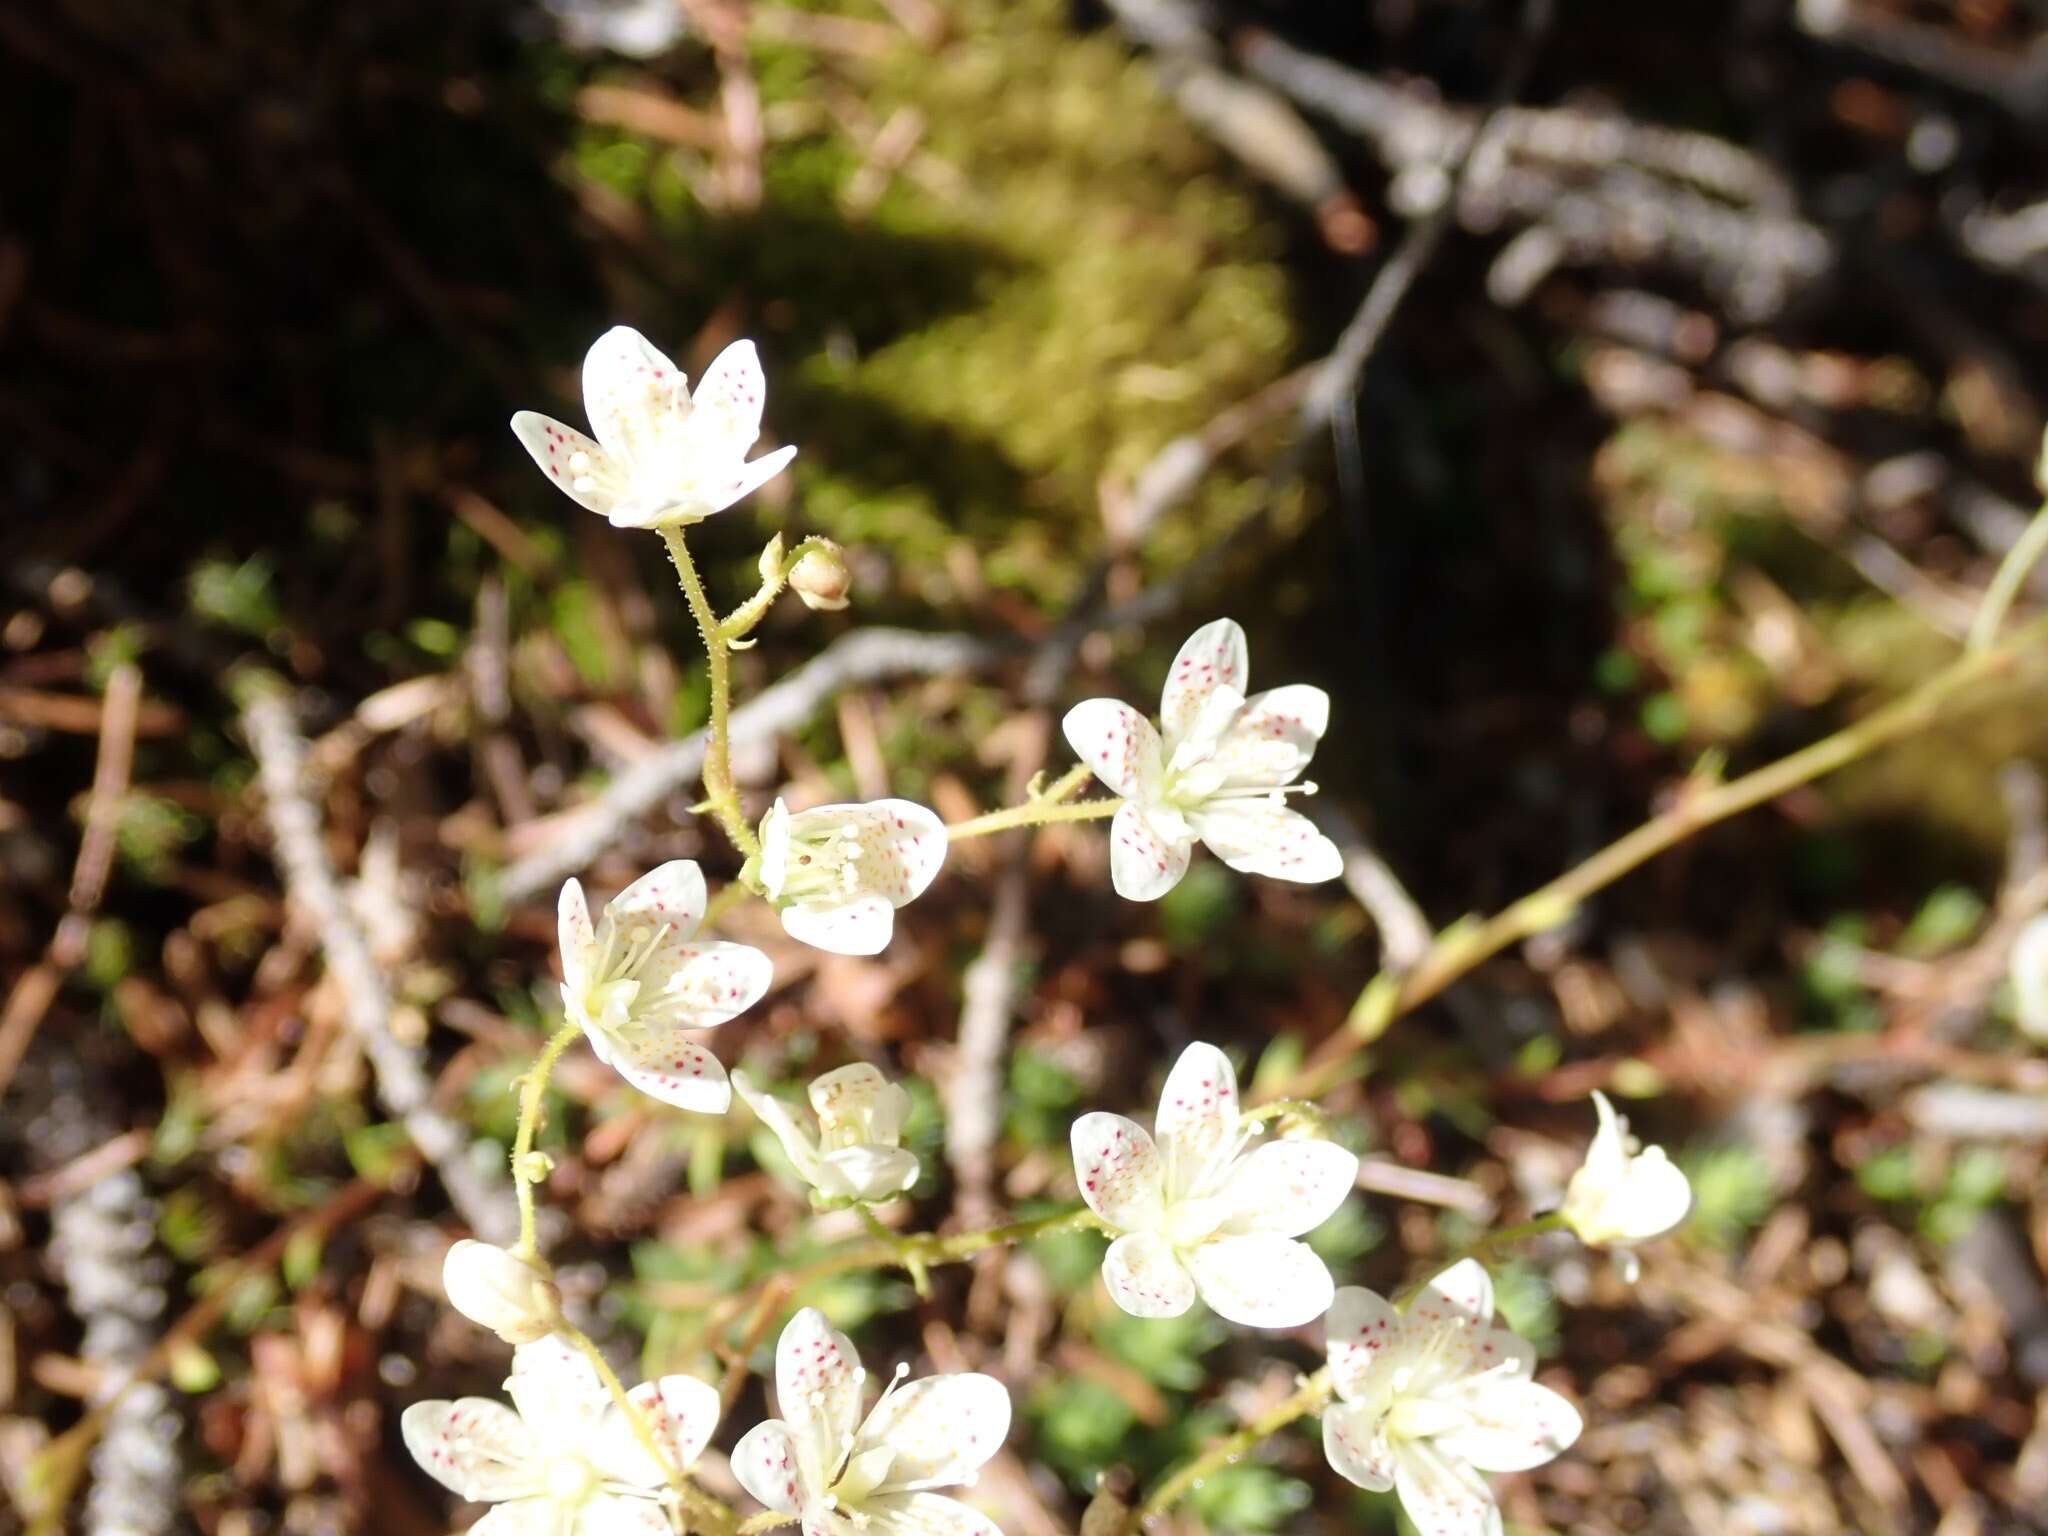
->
[562, 1322, 736, 1536]
[511, 1023, 583, 1261]
[721, 535, 838, 643]
[701, 880, 756, 931]
[662, 528, 759, 859]
[1295, 612, 2048, 1095]
[1139, 1368, 1334, 1519]
[1969, 493, 2048, 651]
[947, 796, 1121, 842]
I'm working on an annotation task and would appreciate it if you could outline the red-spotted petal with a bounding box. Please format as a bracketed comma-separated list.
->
[864, 1492, 1005, 1536]
[1107, 801, 1191, 903]
[601, 1031, 732, 1114]
[1061, 699, 1162, 799]
[1326, 1285, 1401, 1403]
[1438, 1376, 1582, 1474]
[732, 1419, 807, 1516]
[1207, 684, 1329, 788]
[1160, 619, 1249, 744]
[1219, 1138, 1358, 1238]
[401, 1398, 539, 1501]
[856, 1373, 1010, 1490]
[1390, 1438, 1504, 1536]
[1070, 1112, 1164, 1230]
[603, 859, 707, 935]
[1186, 801, 1342, 884]
[512, 412, 628, 518]
[1100, 1231, 1197, 1318]
[583, 326, 686, 464]
[774, 1309, 865, 1492]
[1154, 1042, 1240, 1172]
[686, 338, 769, 458]
[1322, 1399, 1395, 1492]
[558, 879, 597, 996]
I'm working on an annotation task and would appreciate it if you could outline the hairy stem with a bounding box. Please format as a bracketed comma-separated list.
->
[1140, 1368, 1334, 1519]
[1969, 493, 2048, 652]
[562, 1322, 736, 1536]
[947, 796, 1121, 842]
[722, 535, 839, 643]
[663, 527, 760, 859]
[511, 1022, 583, 1261]
[1296, 613, 2048, 1093]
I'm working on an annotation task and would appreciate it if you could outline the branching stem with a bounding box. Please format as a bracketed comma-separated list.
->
[511, 1022, 583, 1261]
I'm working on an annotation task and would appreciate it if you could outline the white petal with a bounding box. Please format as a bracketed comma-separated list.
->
[817, 1144, 922, 1201]
[1060, 699, 1162, 799]
[1410, 1260, 1495, 1333]
[1186, 1233, 1334, 1328]
[781, 893, 898, 956]
[603, 859, 708, 936]
[732, 1419, 807, 1516]
[1160, 619, 1249, 745]
[603, 1031, 732, 1113]
[574, 1494, 673, 1536]
[639, 940, 775, 1029]
[508, 1336, 608, 1445]
[583, 326, 686, 463]
[401, 1399, 539, 1501]
[1069, 1113, 1165, 1230]
[613, 1372, 722, 1481]
[864, 1490, 999, 1536]
[1100, 1231, 1197, 1318]
[1438, 1376, 1583, 1473]
[472, 1500, 561, 1536]
[1205, 685, 1329, 788]
[865, 1491, 1005, 1536]
[701, 445, 799, 518]
[856, 1373, 1010, 1490]
[1390, 1440, 1503, 1536]
[1186, 801, 1342, 884]
[775, 1309, 866, 1494]
[759, 798, 793, 897]
[735, 1071, 825, 1186]
[1219, 1138, 1358, 1238]
[1321, 1400, 1394, 1492]
[1154, 1042, 1240, 1174]
[558, 879, 596, 995]
[512, 412, 628, 518]
[1325, 1284, 1401, 1403]
[1107, 801, 1192, 902]
[686, 338, 769, 458]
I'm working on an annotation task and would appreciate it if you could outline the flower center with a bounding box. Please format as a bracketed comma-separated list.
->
[1386, 1394, 1468, 1443]
[776, 821, 869, 905]
[543, 1453, 602, 1509]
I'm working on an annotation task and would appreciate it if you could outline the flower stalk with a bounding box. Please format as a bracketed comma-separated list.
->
[663, 527, 759, 860]
[511, 1022, 583, 1261]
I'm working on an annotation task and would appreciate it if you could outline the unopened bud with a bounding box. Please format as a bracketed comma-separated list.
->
[441, 1239, 560, 1345]
[758, 532, 787, 585]
[789, 540, 852, 612]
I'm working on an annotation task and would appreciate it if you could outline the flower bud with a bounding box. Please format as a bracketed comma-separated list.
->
[757, 532, 786, 585]
[788, 540, 851, 612]
[442, 1239, 560, 1345]
[1561, 1092, 1691, 1263]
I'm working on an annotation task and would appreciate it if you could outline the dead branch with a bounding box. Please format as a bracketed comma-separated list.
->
[241, 683, 517, 1244]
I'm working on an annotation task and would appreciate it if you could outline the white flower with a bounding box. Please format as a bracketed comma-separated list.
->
[1069, 1042, 1357, 1327]
[734, 1063, 921, 1204]
[757, 798, 947, 956]
[512, 327, 796, 530]
[1062, 618, 1343, 901]
[1321, 1262, 1582, 1536]
[559, 860, 773, 1114]
[442, 1240, 560, 1346]
[402, 1335, 718, 1536]
[2011, 913, 2048, 1043]
[732, 1308, 1010, 1536]
[1560, 1091, 1691, 1280]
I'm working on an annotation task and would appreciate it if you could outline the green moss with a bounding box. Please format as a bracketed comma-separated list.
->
[564, 0, 1294, 610]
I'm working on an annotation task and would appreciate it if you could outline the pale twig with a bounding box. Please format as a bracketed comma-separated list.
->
[241, 679, 518, 1243]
